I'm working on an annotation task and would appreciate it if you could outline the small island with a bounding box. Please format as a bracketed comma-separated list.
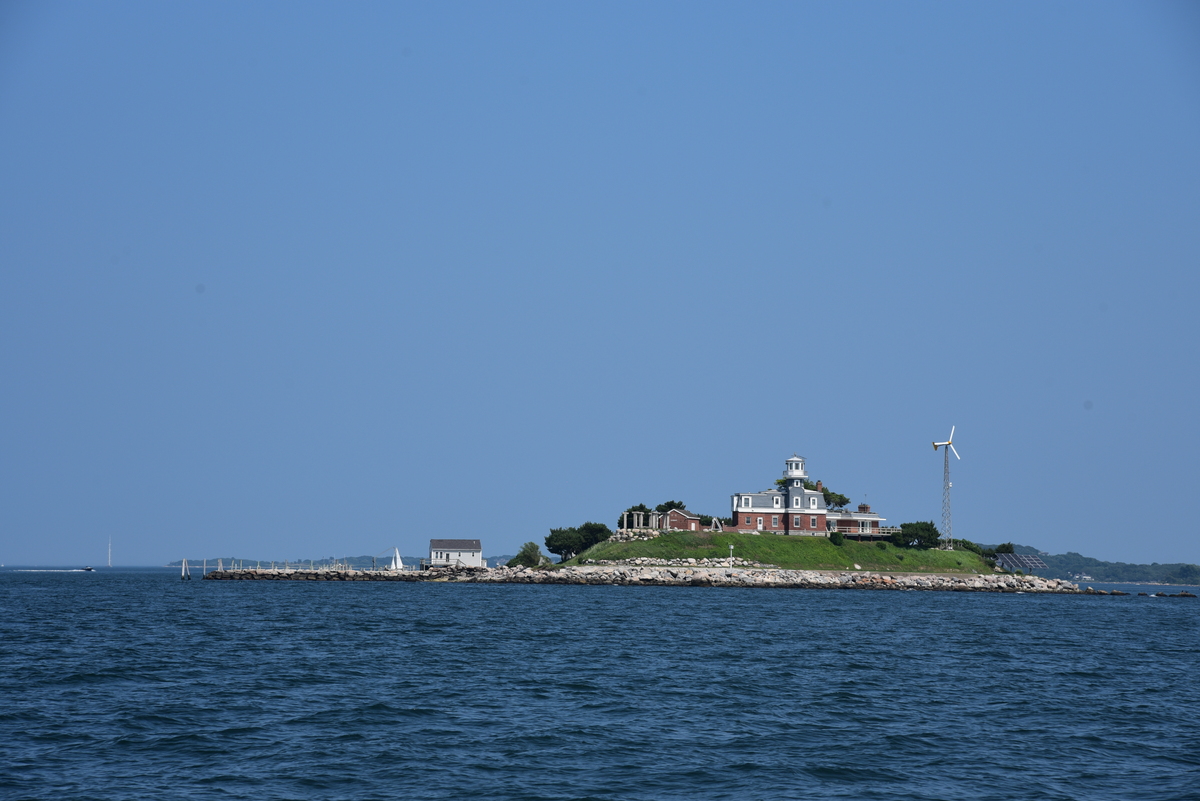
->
[199, 455, 1197, 596]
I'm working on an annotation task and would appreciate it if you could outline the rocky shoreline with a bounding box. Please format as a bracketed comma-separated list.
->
[201, 564, 1106, 593]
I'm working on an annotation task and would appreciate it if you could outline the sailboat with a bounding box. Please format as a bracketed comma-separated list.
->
[389, 547, 403, 571]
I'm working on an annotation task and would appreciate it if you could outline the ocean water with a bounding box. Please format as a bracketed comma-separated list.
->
[1, 569, 1197, 800]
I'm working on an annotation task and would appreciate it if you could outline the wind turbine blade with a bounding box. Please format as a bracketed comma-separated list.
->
[949, 425, 955, 442]
[950, 443, 960, 460]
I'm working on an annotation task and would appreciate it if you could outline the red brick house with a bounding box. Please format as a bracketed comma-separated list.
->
[663, 508, 703, 531]
[730, 455, 885, 537]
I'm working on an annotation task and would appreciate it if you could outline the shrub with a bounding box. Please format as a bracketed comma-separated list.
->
[955, 539, 984, 555]
[829, 531, 845, 546]
[875, 541, 887, 551]
[507, 542, 545, 568]
[897, 554, 904, 561]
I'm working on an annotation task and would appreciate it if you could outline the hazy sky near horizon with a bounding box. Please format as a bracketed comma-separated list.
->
[2, 1, 1199, 566]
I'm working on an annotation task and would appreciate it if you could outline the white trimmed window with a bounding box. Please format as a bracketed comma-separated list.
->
[793, 497, 801, 508]
[773, 496, 781, 508]
[809, 497, 818, 509]
[772, 516, 779, 527]
[859, 521, 871, 533]
[811, 516, 818, 528]
[793, 516, 801, 527]
[740, 496, 750, 508]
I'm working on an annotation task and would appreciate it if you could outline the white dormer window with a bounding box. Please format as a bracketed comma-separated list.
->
[740, 496, 750, 508]
[810, 497, 818, 509]
[794, 480, 801, 487]
[793, 497, 800, 508]
[773, 496, 781, 508]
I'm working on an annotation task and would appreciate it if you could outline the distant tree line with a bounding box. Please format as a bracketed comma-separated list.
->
[1032, 551, 1200, 584]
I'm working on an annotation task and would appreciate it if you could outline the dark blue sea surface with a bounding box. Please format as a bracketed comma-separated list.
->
[1, 568, 1197, 800]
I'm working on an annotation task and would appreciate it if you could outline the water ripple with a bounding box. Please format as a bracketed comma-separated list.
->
[0, 570, 1197, 799]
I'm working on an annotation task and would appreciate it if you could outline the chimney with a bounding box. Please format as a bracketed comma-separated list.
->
[858, 503, 871, 513]
[816, 481, 823, 491]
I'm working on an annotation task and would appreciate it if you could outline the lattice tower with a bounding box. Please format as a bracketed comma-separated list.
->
[941, 444, 953, 550]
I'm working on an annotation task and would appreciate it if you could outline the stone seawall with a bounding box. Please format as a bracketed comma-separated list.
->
[203, 565, 1084, 593]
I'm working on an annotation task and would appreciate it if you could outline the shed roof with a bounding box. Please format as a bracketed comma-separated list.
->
[429, 539, 482, 550]
[667, 508, 700, 519]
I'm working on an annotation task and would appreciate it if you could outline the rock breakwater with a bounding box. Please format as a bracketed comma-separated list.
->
[203, 565, 1081, 593]
[583, 557, 775, 568]
[475, 565, 1078, 592]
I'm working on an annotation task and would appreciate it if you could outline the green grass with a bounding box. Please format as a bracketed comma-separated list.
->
[567, 531, 991, 573]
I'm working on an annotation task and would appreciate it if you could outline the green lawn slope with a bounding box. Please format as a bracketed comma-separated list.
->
[568, 531, 992, 574]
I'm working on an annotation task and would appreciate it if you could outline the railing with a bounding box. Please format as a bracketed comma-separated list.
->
[828, 524, 899, 539]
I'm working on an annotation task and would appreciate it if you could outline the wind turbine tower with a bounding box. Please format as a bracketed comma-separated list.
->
[932, 426, 960, 550]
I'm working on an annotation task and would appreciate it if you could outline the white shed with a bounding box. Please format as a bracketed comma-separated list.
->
[428, 539, 484, 568]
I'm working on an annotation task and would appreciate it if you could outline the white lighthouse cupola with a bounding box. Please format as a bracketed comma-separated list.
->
[784, 455, 807, 480]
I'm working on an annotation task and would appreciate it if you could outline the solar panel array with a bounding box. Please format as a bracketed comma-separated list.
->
[995, 553, 1048, 571]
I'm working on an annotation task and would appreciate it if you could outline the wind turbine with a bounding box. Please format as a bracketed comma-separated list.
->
[932, 426, 960, 550]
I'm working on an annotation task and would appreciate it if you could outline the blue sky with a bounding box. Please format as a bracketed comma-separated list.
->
[2, 1, 1198, 566]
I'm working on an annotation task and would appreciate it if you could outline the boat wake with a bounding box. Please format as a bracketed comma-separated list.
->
[14, 569, 96, 573]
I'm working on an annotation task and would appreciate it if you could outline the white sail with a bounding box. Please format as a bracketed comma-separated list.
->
[389, 547, 401, 571]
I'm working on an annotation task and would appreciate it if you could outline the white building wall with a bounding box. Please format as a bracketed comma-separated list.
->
[428, 549, 484, 567]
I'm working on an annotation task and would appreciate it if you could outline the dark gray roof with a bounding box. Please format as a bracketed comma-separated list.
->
[430, 539, 481, 550]
[668, 508, 700, 519]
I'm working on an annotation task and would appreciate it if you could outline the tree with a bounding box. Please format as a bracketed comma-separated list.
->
[545, 522, 612, 563]
[577, 522, 612, 550]
[822, 490, 851, 510]
[655, 500, 686, 513]
[995, 542, 1015, 554]
[507, 542, 547, 568]
[829, 530, 845, 546]
[891, 521, 941, 549]
[545, 528, 585, 563]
